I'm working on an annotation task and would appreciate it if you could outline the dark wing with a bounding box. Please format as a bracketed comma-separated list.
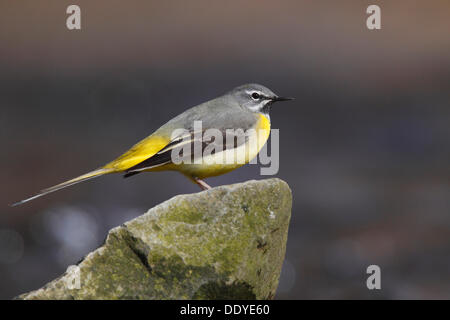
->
[122, 136, 188, 178]
[123, 129, 248, 178]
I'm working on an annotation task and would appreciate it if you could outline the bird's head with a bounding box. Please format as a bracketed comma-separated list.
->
[229, 83, 293, 115]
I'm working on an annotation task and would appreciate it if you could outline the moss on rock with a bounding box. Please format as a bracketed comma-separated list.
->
[18, 178, 292, 300]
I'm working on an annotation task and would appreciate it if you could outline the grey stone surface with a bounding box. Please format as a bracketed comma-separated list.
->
[18, 178, 292, 300]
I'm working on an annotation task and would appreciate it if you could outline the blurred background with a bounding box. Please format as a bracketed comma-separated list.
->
[1, 0, 449, 299]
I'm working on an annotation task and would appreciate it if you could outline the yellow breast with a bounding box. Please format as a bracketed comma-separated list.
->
[255, 113, 271, 150]
[173, 113, 271, 178]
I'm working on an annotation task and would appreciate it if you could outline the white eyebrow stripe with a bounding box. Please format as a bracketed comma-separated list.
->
[245, 90, 264, 96]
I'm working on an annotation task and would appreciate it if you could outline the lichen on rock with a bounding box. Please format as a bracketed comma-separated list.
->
[18, 178, 292, 300]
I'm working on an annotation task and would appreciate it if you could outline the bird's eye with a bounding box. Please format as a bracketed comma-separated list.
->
[251, 92, 260, 100]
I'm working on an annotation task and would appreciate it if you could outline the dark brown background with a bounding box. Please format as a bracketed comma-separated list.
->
[1, 1, 449, 299]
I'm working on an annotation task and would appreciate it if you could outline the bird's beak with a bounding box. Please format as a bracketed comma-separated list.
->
[272, 96, 294, 102]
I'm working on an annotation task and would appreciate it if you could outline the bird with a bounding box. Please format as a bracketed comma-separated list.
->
[12, 83, 293, 206]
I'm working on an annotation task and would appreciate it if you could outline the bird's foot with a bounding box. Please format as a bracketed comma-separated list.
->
[193, 177, 212, 190]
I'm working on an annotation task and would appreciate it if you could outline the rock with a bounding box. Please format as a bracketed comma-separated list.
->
[18, 178, 292, 300]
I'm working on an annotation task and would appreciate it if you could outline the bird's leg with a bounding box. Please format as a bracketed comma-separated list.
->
[193, 177, 212, 190]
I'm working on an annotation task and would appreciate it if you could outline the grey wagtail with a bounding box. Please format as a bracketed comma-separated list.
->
[12, 83, 293, 206]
